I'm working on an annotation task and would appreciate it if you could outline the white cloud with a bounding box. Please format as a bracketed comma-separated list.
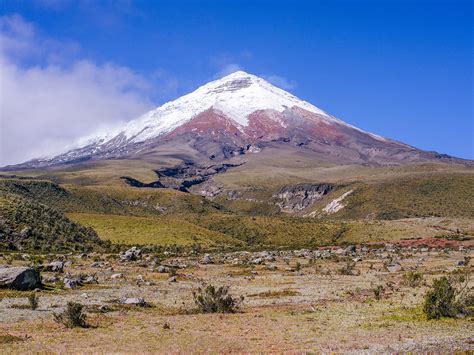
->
[262, 74, 297, 90]
[0, 14, 155, 166]
[216, 63, 243, 77]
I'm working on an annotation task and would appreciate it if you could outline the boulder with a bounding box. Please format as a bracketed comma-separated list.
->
[63, 275, 82, 289]
[121, 297, 146, 306]
[120, 247, 142, 261]
[83, 275, 98, 284]
[157, 265, 169, 273]
[0, 266, 42, 290]
[44, 275, 59, 283]
[386, 262, 402, 273]
[201, 254, 213, 264]
[45, 261, 64, 273]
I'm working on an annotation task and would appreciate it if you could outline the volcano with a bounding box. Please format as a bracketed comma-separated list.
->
[3, 70, 464, 171]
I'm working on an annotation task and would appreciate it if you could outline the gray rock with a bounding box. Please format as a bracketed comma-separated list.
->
[63, 275, 82, 289]
[120, 247, 142, 261]
[157, 265, 169, 273]
[0, 266, 42, 290]
[456, 260, 465, 266]
[121, 297, 146, 306]
[111, 273, 124, 280]
[346, 245, 356, 254]
[83, 275, 98, 284]
[44, 275, 59, 283]
[251, 258, 264, 265]
[202, 254, 213, 264]
[334, 248, 346, 256]
[45, 261, 64, 273]
[386, 262, 402, 273]
[168, 276, 177, 282]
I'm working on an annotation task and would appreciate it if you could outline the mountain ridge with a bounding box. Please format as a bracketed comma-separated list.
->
[2, 70, 470, 170]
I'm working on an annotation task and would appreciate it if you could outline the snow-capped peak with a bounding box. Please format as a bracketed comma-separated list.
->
[114, 70, 331, 143]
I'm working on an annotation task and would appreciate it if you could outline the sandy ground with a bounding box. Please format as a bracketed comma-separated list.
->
[0, 247, 473, 353]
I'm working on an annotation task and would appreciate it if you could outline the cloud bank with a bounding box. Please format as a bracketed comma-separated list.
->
[0, 14, 154, 166]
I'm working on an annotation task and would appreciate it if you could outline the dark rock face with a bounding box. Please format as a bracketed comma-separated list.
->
[121, 162, 242, 192]
[0, 266, 42, 290]
[274, 183, 334, 212]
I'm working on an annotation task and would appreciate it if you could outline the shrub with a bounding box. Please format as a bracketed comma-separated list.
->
[338, 261, 356, 276]
[403, 271, 423, 287]
[193, 284, 243, 313]
[423, 271, 472, 320]
[373, 285, 384, 300]
[28, 293, 39, 310]
[54, 302, 87, 328]
[423, 277, 456, 319]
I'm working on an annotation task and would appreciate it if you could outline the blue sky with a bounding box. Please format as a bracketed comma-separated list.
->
[1, 0, 472, 163]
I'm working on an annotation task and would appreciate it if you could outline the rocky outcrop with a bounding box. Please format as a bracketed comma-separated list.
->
[274, 183, 333, 213]
[322, 190, 353, 214]
[122, 162, 242, 192]
[0, 266, 42, 290]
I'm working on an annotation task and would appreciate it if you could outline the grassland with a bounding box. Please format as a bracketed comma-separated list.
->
[68, 212, 244, 248]
[1, 159, 473, 251]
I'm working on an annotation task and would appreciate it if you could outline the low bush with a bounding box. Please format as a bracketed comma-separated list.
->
[338, 261, 357, 276]
[403, 271, 423, 287]
[193, 284, 243, 313]
[373, 285, 384, 300]
[28, 293, 39, 310]
[53, 302, 88, 328]
[423, 270, 472, 320]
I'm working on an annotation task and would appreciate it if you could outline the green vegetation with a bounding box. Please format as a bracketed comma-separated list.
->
[403, 271, 424, 287]
[0, 193, 109, 252]
[54, 302, 88, 328]
[28, 293, 39, 310]
[192, 285, 243, 313]
[1, 165, 473, 253]
[68, 212, 244, 248]
[331, 175, 474, 220]
[423, 271, 472, 320]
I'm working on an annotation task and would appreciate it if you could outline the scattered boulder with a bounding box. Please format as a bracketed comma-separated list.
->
[136, 274, 145, 284]
[45, 261, 65, 273]
[346, 245, 356, 254]
[0, 266, 42, 290]
[121, 297, 146, 306]
[83, 275, 98, 284]
[120, 247, 142, 261]
[63, 275, 82, 289]
[44, 275, 59, 283]
[168, 276, 177, 283]
[386, 262, 402, 273]
[111, 273, 124, 280]
[157, 265, 169, 273]
[202, 254, 213, 264]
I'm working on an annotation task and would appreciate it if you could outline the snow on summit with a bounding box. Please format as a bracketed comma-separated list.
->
[117, 70, 331, 143]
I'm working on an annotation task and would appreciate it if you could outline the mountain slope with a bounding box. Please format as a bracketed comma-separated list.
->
[3, 71, 467, 171]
